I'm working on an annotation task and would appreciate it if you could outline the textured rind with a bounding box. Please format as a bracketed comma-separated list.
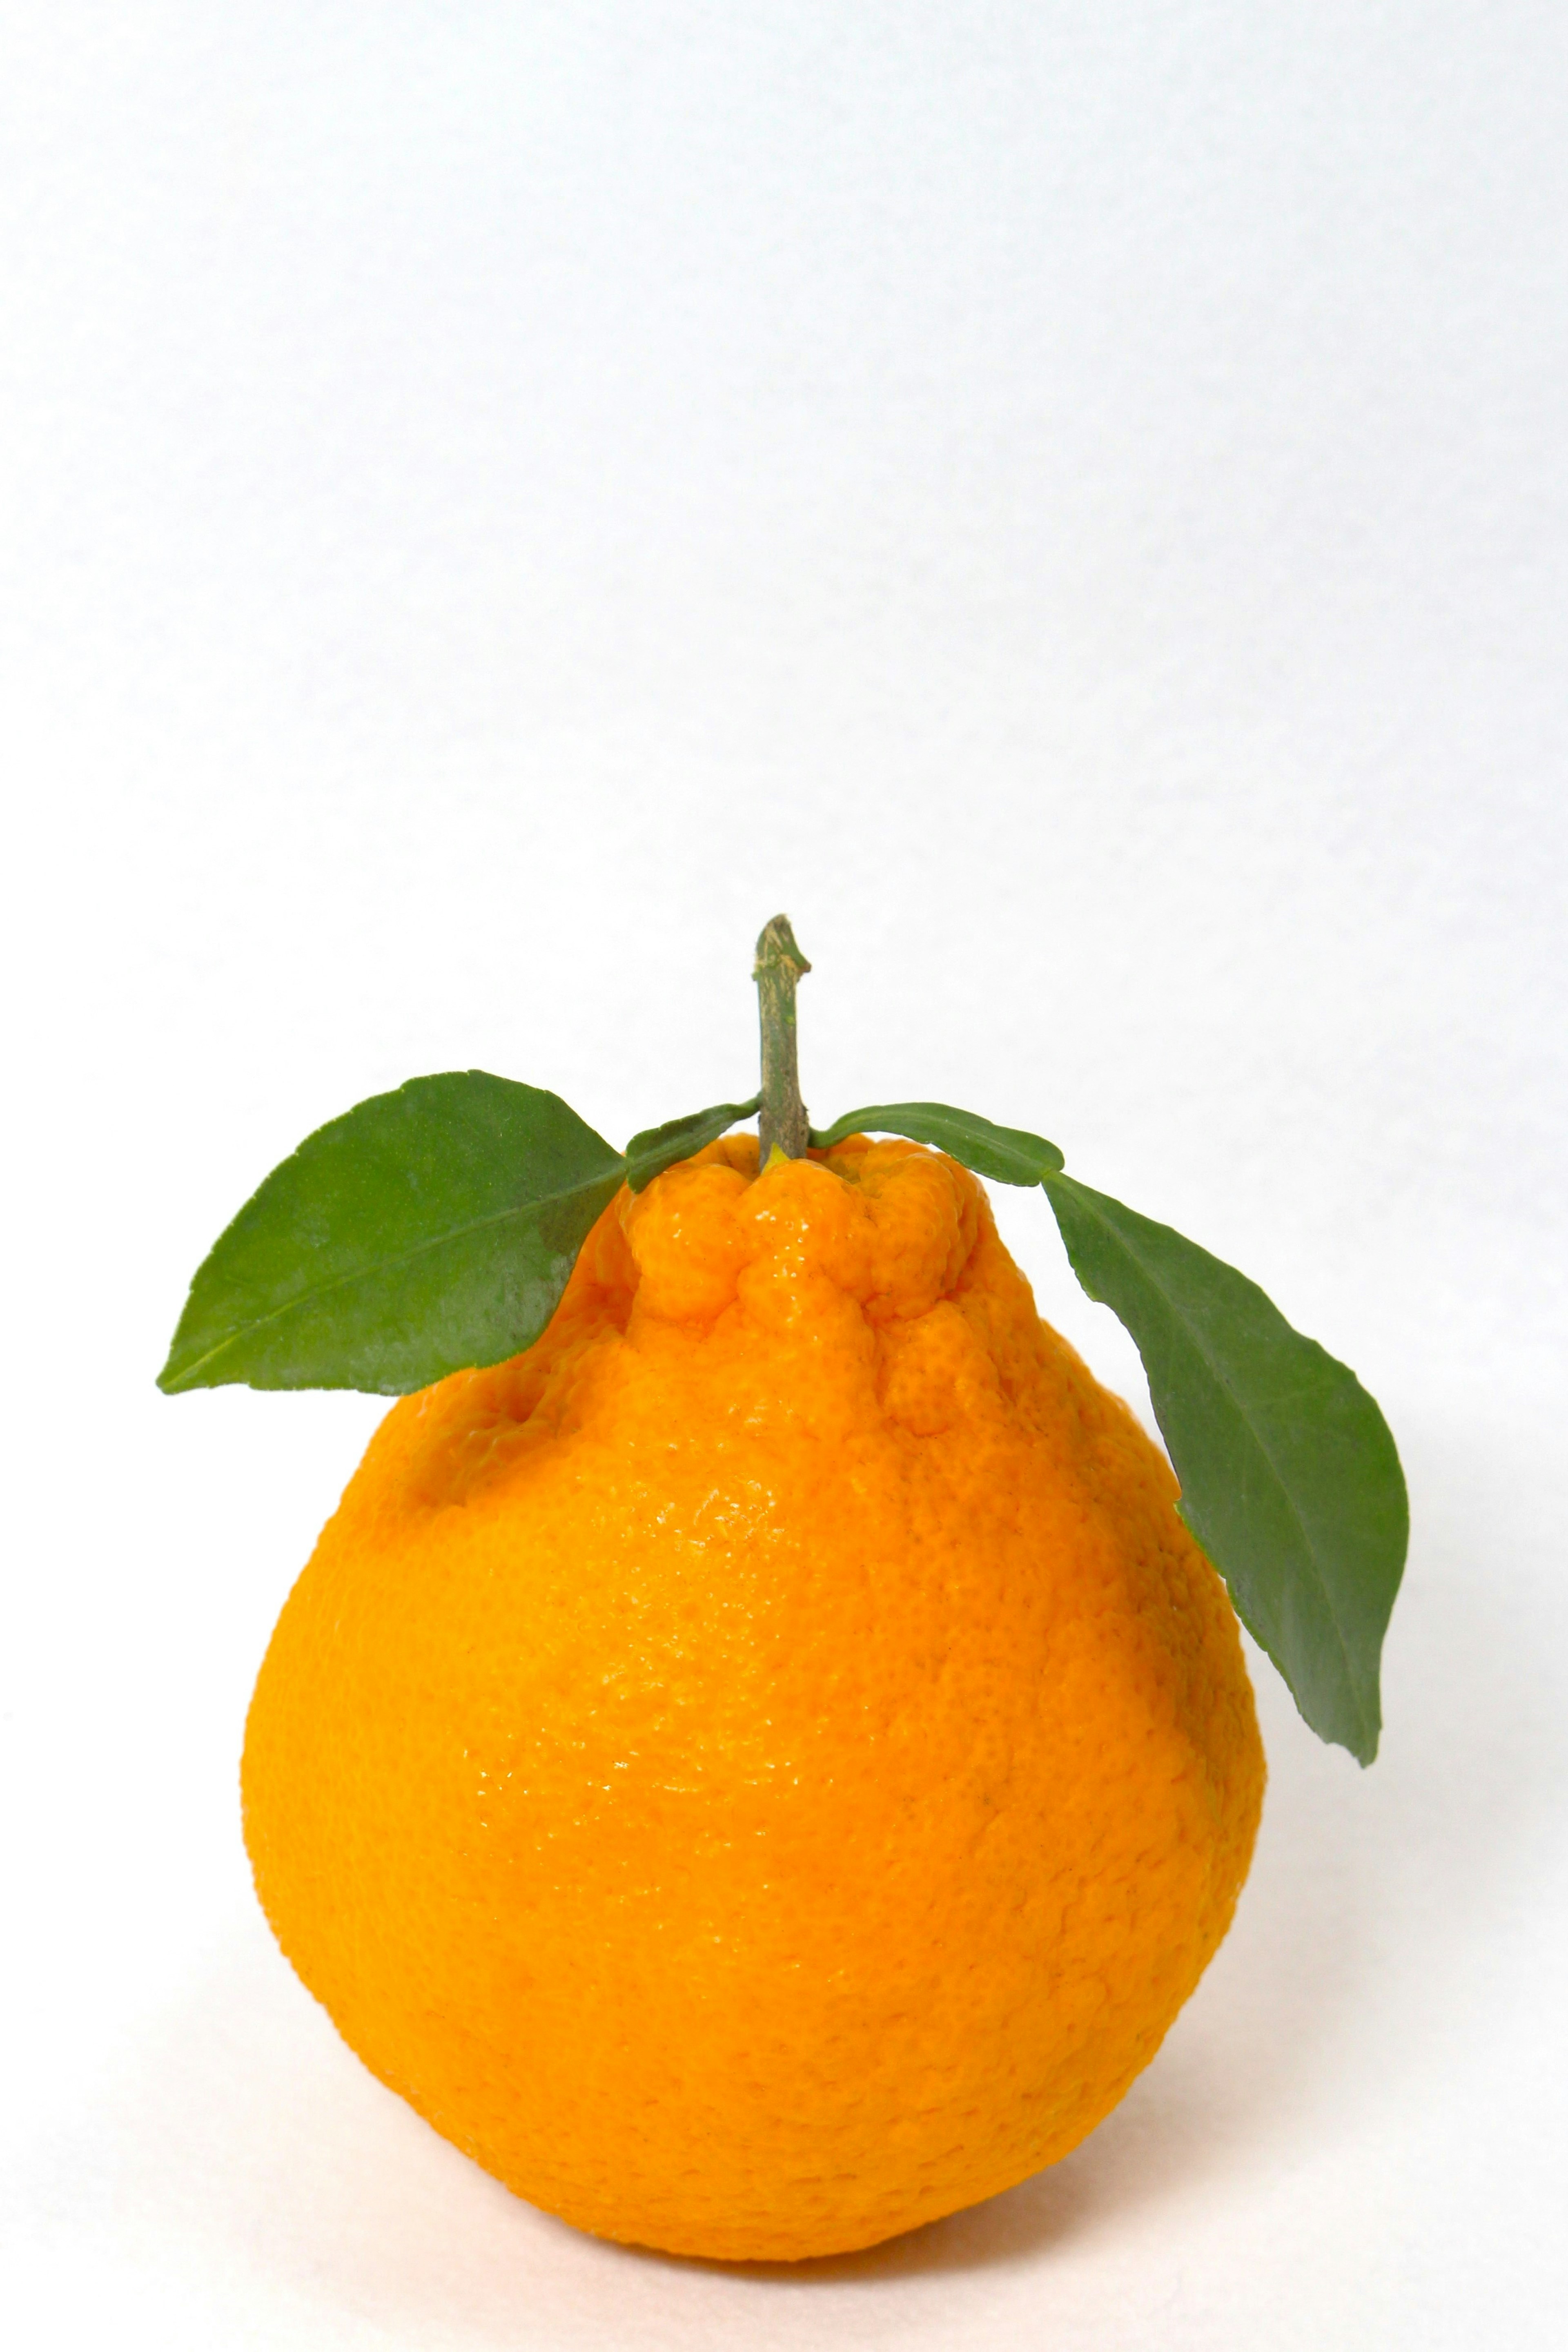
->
[242, 1137, 1265, 2262]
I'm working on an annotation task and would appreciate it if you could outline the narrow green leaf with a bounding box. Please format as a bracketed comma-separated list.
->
[624, 1095, 761, 1193]
[810, 1101, 1065, 1186]
[157, 1073, 625, 1396]
[1041, 1170, 1407, 1763]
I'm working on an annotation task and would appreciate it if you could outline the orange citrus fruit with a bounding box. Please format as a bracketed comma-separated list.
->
[242, 1134, 1265, 2261]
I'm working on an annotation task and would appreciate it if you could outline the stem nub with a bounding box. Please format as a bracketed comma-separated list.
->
[754, 916, 812, 1161]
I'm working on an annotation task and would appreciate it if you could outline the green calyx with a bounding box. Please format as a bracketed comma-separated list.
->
[157, 919, 1407, 1766]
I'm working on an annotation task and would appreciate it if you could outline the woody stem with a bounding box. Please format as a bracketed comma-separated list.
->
[754, 915, 812, 1160]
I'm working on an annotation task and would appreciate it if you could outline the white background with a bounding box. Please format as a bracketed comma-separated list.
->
[3, 5, 1565, 2345]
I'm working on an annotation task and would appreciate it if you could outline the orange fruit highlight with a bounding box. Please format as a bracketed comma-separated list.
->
[242, 1135, 1265, 2261]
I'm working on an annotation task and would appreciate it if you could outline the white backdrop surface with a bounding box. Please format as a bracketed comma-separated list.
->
[2, 5, 1565, 2347]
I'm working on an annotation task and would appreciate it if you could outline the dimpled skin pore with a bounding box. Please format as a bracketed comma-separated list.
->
[242, 1137, 1265, 2262]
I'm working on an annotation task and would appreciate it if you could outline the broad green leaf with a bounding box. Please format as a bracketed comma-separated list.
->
[625, 1095, 761, 1193]
[1041, 1170, 1407, 1763]
[810, 1101, 1064, 1186]
[157, 1073, 625, 1396]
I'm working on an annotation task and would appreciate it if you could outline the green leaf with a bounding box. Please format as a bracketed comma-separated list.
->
[810, 1102, 1064, 1185]
[625, 1095, 761, 1193]
[157, 1073, 626, 1396]
[1040, 1170, 1407, 1763]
